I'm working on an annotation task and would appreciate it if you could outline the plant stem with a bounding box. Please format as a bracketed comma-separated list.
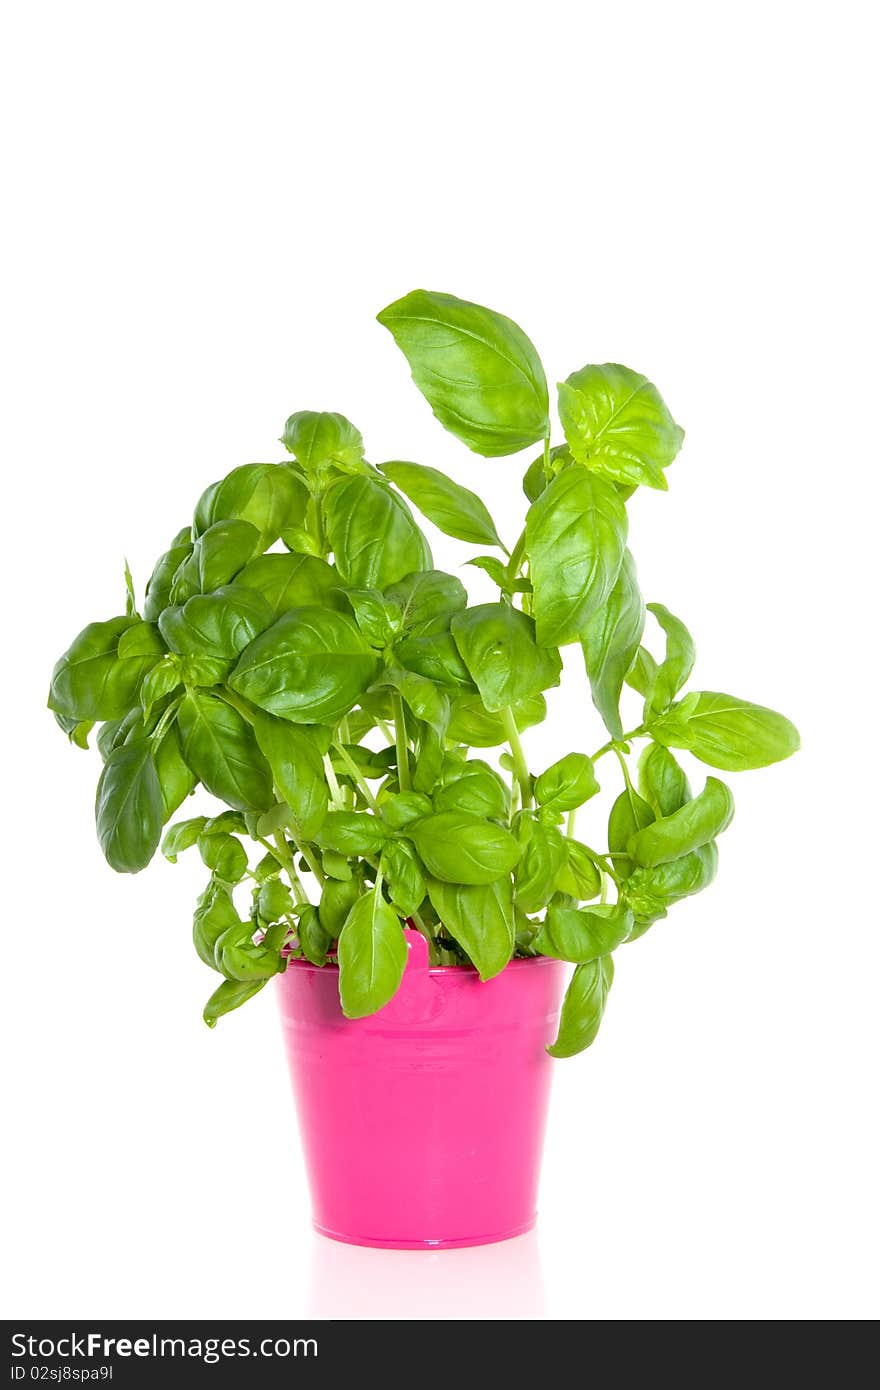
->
[375, 717, 394, 744]
[261, 832, 308, 904]
[149, 696, 182, 746]
[502, 707, 532, 810]
[322, 754, 345, 810]
[566, 809, 577, 840]
[391, 692, 410, 791]
[332, 741, 379, 811]
[542, 433, 552, 479]
[590, 724, 649, 763]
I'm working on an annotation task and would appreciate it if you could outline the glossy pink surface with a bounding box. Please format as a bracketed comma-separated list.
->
[275, 930, 565, 1249]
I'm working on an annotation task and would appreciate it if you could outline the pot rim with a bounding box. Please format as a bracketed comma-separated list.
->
[282, 951, 558, 978]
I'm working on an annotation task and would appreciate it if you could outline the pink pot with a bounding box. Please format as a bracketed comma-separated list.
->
[275, 929, 565, 1249]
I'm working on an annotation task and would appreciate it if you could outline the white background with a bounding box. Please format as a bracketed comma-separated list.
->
[2, 0, 877, 1322]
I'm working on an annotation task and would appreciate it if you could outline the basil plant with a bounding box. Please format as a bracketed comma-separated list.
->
[48, 290, 799, 1055]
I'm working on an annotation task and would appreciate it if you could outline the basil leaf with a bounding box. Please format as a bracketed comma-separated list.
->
[337, 888, 408, 1019]
[581, 550, 645, 738]
[534, 753, 599, 814]
[215, 924, 282, 983]
[195, 463, 308, 548]
[394, 633, 474, 690]
[319, 876, 361, 937]
[536, 903, 633, 963]
[638, 743, 691, 818]
[514, 824, 567, 914]
[143, 530, 193, 622]
[235, 552, 343, 618]
[281, 411, 365, 474]
[198, 831, 248, 883]
[645, 603, 696, 717]
[625, 646, 659, 704]
[229, 607, 379, 725]
[202, 978, 268, 1028]
[378, 289, 549, 457]
[250, 711, 327, 839]
[409, 812, 520, 884]
[621, 843, 719, 922]
[553, 839, 602, 901]
[627, 777, 734, 867]
[187, 519, 263, 595]
[381, 840, 426, 917]
[548, 955, 614, 1058]
[380, 460, 503, 548]
[378, 791, 433, 830]
[608, 784, 655, 878]
[425, 876, 515, 980]
[377, 667, 449, 736]
[162, 815, 209, 861]
[526, 468, 628, 647]
[557, 363, 684, 490]
[257, 878, 294, 922]
[298, 905, 332, 966]
[434, 762, 510, 821]
[451, 603, 561, 713]
[317, 812, 389, 857]
[95, 738, 163, 873]
[193, 879, 242, 967]
[154, 725, 196, 822]
[651, 692, 801, 771]
[177, 690, 273, 812]
[324, 475, 431, 589]
[342, 589, 402, 648]
[159, 585, 274, 660]
[48, 616, 151, 721]
[446, 692, 546, 747]
[385, 569, 467, 637]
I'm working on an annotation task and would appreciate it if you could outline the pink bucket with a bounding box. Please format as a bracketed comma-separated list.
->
[275, 929, 565, 1249]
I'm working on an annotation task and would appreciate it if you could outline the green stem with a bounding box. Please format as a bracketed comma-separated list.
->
[322, 754, 345, 810]
[376, 717, 394, 744]
[333, 741, 379, 811]
[409, 909, 440, 965]
[501, 707, 532, 810]
[260, 833, 308, 904]
[149, 696, 182, 746]
[391, 692, 411, 791]
[566, 809, 577, 840]
[542, 433, 552, 480]
[506, 527, 527, 583]
[590, 723, 649, 763]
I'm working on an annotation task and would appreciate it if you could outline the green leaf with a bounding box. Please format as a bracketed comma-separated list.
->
[337, 887, 408, 1018]
[557, 363, 684, 490]
[627, 777, 734, 867]
[257, 877, 294, 922]
[162, 815, 208, 861]
[317, 811, 389, 857]
[193, 879, 242, 967]
[214, 923, 282, 982]
[116, 620, 164, 662]
[385, 569, 467, 637]
[48, 616, 154, 721]
[548, 955, 614, 1058]
[159, 585, 274, 660]
[342, 589, 402, 647]
[203, 978, 268, 1027]
[377, 667, 449, 736]
[140, 658, 183, 718]
[178, 519, 264, 598]
[235, 552, 343, 618]
[378, 791, 433, 830]
[434, 761, 510, 821]
[177, 690, 273, 812]
[426, 876, 515, 980]
[608, 784, 655, 878]
[281, 411, 365, 474]
[651, 692, 801, 771]
[95, 738, 163, 874]
[378, 289, 549, 457]
[534, 753, 599, 814]
[154, 725, 197, 822]
[536, 903, 633, 963]
[580, 550, 645, 739]
[380, 460, 503, 547]
[319, 875, 361, 937]
[553, 840, 602, 901]
[526, 468, 628, 647]
[229, 607, 379, 725]
[198, 831, 248, 882]
[195, 463, 308, 548]
[514, 824, 567, 914]
[250, 712, 327, 839]
[446, 692, 546, 747]
[324, 474, 432, 589]
[645, 603, 696, 717]
[637, 743, 692, 818]
[143, 528, 193, 623]
[621, 843, 719, 921]
[465, 555, 509, 589]
[625, 647, 659, 704]
[451, 603, 561, 713]
[297, 905, 332, 966]
[409, 811, 520, 884]
[394, 633, 474, 690]
[381, 840, 426, 917]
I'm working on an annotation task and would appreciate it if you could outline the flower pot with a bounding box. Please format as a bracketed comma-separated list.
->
[275, 928, 565, 1249]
